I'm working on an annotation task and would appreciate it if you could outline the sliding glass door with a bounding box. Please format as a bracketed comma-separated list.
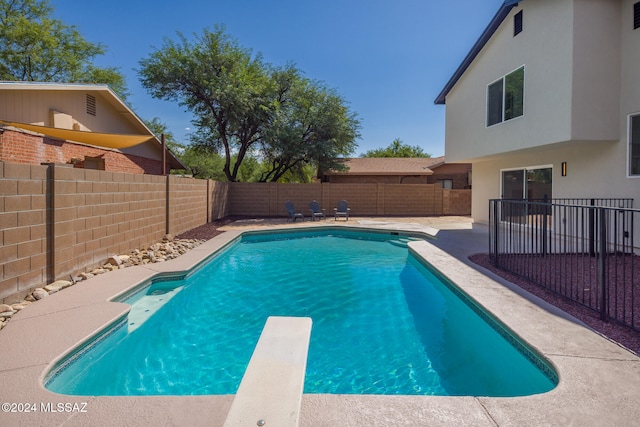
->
[500, 166, 552, 224]
[501, 166, 552, 200]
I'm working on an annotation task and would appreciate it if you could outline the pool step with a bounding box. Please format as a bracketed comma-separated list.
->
[223, 316, 312, 427]
[388, 237, 413, 248]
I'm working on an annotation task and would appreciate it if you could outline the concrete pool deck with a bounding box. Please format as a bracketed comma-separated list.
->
[1, 217, 639, 426]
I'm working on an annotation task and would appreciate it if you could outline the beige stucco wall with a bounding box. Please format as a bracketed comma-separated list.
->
[0, 87, 164, 162]
[442, 0, 640, 222]
[445, 0, 623, 164]
[571, 0, 621, 141]
[622, 0, 640, 180]
[0, 89, 139, 134]
[470, 141, 630, 223]
[445, 0, 574, 162]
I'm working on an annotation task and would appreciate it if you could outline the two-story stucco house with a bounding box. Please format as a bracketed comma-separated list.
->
[0, 82, 184, 175]
[435, 0, 640, 223]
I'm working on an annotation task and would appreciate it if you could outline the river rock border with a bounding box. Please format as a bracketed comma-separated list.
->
[0, 235, 205, 331]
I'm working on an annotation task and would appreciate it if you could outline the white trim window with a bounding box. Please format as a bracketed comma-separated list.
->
[629, 114, 640, 177]
[487, 66, 525, 127]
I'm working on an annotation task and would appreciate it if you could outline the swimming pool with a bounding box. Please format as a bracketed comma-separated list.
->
[46, 228, 557, 397]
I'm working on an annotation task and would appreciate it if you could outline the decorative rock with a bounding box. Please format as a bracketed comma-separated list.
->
[0, 236, 207, 333]
[106, 255, 122, 267]
[45, 280, 71, 293]
[0, 304, 14, 318]
[32, 288, 49, 300]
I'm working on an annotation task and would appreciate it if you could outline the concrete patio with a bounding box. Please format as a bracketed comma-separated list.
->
[1, 217, 639, 426]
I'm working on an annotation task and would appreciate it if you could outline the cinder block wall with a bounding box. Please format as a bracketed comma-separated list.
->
[0, 162, 216, 303]
[228, 182, 471, 217]
[443, 189, 472, 215]
[210, 181, 230, 220]
[0, 162, 48, 303]
[0, 160, 470, 303]
[50, 165, 167, 284]
[167, 176, 209, 236]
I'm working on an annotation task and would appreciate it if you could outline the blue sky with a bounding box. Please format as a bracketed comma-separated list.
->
[52, 0, 503, 157]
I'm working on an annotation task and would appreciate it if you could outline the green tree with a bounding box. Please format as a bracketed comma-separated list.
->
[139, 26, 268, 182]
[181, 146, 227, 180]
[144, 117, 183, 153]
[145, 117, 229, 179]
[361, 138, 431, 158]
[138, 25, 360, 182]
[259, 76, 359, 182]
[0, 0, 128, 98]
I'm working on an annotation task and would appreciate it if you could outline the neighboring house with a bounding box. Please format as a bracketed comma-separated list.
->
[0, 82, 184, 175]
[321, 156, 471, 189]
[435, 0, 640, 223]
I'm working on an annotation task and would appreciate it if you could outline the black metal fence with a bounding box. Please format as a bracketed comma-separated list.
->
[489, 198, 639, 332]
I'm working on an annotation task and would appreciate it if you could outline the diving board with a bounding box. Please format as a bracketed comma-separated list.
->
[223, 316, 312, 427]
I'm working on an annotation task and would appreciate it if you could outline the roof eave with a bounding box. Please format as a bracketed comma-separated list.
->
[0, 81, 186, 170]
[434, 1, 520, 105]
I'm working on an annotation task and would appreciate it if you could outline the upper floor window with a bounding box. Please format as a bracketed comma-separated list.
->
[487, 66, 524, 127]
[629, 114, 640, 176]
[514, 10, 523, 36]
[635, 2, 640, 29]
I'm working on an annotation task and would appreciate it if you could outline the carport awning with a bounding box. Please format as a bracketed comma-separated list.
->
[1, 120, 154, 149]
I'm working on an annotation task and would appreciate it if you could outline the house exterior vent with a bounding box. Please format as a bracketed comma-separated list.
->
[514, 10, 523, 36]
[635, 2, 640, 29]
[86, 94, 96, 116]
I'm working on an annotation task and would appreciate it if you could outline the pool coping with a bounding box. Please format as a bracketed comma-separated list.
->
[1, 221, 639, 426]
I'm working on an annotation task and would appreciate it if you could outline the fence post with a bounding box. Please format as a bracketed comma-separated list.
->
[492, 200, 500, 268]
[542, 195, 548, 256]
[589, 198, 596, 257]
[598, 208, 608, 322]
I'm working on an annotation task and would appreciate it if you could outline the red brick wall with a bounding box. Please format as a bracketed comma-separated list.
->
[0, 128, 166, 175]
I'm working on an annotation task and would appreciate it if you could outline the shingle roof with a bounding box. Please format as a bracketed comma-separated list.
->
[434, 0, 521, 105]
[326, 156, 445, 175]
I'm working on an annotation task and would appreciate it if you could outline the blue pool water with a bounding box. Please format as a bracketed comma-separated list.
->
[46, 229, 557, 396]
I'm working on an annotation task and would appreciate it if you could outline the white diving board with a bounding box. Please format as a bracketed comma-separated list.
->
[223, 316, 313, 427]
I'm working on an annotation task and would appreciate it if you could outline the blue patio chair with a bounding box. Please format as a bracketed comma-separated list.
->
[334, 200, 350, 221]
[285, 201, 304, 222]
[308, 200, 326, 221]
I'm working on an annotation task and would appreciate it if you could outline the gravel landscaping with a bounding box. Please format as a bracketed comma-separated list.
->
[470, 253, 640, 355]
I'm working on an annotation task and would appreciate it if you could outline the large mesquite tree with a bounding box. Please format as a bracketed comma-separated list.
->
[138, 25, 359, 182]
